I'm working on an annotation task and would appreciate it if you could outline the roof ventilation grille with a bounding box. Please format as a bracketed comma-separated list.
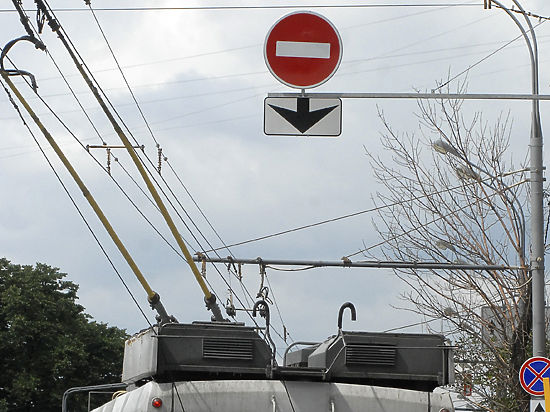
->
[203, 338, 254, 360]
[346, 343, 396, 366]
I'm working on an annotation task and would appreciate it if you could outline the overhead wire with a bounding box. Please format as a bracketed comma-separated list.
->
[10, 0, 229, 324]
[0, 9, 169, 324]
[84, 2, 296, 347]
[4, 0, 540, 342]
[0, 3, 483, 13]
[432, 19, 547, 92]
[0, 65, 154, 329]
[0, 41, 196, 258]
[4, 2, 531, 112]
[76, 0, 287, 337]
[200, 173, 527, 255]
[41, 0, 212, 256]
[87, 4, 158, 147]
[1, 7, 217, 324]
[4, 3, 200, 248]
[5, 27, 549, 128]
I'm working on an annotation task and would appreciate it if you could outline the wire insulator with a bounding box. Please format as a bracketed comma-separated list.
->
[157, 147, 162, 174]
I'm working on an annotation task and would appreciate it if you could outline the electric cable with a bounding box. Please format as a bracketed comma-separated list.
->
[0, 3, 483, 13]
[41, 1, 228, 310]
[80, 1, 292, 340]
[264, 271, 294, 343]
[6, 0, 532, 346]
[83, 2, 223, 254]
[0, 74, 154, 329]
[0, 15, 106, 145]
[383, 317, 439, 333]
[6, 29, 548, 125]
[492, 2, 550, 22]
[87, 3, 159, 147]
[199, 175, 516, 254]
[0, 6, 195, 254]
[433, 19, 547, 91]
[1, 47, 195, 259]
[30, 0, 268, 334]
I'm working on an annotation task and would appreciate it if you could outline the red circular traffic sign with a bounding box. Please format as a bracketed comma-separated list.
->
[264, 11, 342, 89]
[519, 356, 550, 395]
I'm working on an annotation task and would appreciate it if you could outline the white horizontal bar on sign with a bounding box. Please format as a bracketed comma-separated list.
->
[276, 41, 330, 59]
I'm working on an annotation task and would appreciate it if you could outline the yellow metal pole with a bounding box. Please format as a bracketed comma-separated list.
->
[0, 72, 174, 322]
[37, 7, 221, 317]
[544, 377, 550, 411]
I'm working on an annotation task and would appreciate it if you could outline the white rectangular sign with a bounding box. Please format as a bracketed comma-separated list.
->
[531, 399, 546, 412]
[264, 97, 342, 137]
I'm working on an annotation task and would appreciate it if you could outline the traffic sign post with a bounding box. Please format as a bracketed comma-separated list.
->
[264, 11, 342, 89]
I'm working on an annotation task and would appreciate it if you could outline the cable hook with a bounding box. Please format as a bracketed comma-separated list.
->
[257, 286, 273, 305]
[1, 36, 46, 92]
[36, 6, 46, 33]
[337, 302, 357, 332]
[225, 289, 236, 318]
[196, 252, 207, 278]
[252, 299, 276, 374]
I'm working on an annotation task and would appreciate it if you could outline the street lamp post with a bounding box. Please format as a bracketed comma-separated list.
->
[432, 139, 527, 267]
[488, 0, 545, 359]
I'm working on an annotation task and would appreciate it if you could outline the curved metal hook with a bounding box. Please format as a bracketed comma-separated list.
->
[337, 302, 356, 331]
[252, 299, 276, 372]
[1, 36, 46, 92]
[252, 299, 270, 326]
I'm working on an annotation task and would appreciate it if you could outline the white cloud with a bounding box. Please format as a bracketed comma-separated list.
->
[1, 0, 549, 350]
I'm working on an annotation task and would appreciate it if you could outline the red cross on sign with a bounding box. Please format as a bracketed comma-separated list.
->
[519, 357, 550, 396]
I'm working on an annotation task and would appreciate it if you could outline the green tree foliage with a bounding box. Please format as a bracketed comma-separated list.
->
[0, 258, 127, 411]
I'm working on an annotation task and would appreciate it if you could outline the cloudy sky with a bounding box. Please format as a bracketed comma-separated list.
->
[1, 0, 550, 356]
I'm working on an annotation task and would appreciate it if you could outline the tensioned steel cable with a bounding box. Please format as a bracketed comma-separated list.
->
[81, 2, 291, 337]
[87, 4, 159, 147]
[0, 8, 198, 255]
[433, 19, 547, 92]
[0, 75, 154, 329]
[198, 176, 508, 254]
[40, 1, 227, 311]
[0, 3, 483, 13]
[0, 45, 196, 262]
[348, 180, 528, 260]
[38, 4, 269, 335]
[5, 29, 548, 122]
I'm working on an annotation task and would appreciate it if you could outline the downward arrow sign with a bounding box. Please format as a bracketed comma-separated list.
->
[268, 98, 338, 133]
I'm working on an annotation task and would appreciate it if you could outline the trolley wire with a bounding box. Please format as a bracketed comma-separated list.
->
[81, 0, 292, 341]
[36, 0, 287, 343]
[0, 3, 483, 13]
[0, 74, 154, 329]
[433, 19, 547, 92]
[4, 0, 541, 344]
[199, 173, 526, 255]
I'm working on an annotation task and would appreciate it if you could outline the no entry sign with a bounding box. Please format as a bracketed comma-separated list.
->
[520, 357, 550, 396]
[264, 11, 342, 89]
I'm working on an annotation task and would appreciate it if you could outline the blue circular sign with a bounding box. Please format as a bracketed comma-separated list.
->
[519, 357, 550, 396]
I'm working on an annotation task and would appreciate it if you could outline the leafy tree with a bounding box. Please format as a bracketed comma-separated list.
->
[0, 258, 127, 411]
[366, 90, 535, 411]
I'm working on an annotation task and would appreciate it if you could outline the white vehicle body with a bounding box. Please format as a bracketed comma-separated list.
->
[92, 379, 454, 412]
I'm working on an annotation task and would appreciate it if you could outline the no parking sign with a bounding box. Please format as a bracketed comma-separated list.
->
[520, 357, 550, 396]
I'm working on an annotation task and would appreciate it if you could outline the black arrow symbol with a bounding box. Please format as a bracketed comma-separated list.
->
[535, 402, 545, 412]
[268, 98, 338, 134]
